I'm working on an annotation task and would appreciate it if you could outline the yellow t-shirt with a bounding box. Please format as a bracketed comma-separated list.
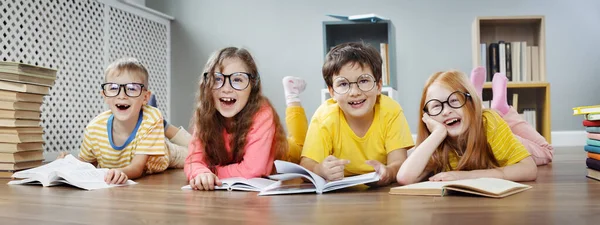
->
[448, 110, 531, 169]
[302, 95, 414, 176]
[78, 105, 169, 174]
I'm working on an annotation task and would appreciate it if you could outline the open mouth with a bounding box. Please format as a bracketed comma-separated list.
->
[348, 99, 366, 106]
[116, 104, 130, 110]
[220, 97, 237, 106]
[444, 118, 461, 126]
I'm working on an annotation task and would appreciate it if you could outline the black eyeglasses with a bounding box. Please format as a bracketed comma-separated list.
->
[423, 91, 471, 116]
[204, 72, 254, 91]
[101, 83, 146, 97]
[332, 74, 377, 94]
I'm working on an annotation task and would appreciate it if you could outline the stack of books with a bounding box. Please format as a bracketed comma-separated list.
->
[573, 105, 600, 181]
[0, 61, 56, 178]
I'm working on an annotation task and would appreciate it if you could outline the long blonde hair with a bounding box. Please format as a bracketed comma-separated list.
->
[193, 47, 288, 171]
[417, 70, 499, 175]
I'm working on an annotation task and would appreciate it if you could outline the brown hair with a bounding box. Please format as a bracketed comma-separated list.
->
[322, 42, 382, 88]
[417, 70, 499, 175]
[193, 47, 288, 171]
[104, 57, 150, 87]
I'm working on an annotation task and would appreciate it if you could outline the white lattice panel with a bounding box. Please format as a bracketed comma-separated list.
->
[108, 6, 169, 119]
[0, 0, 170, 159]
[0, 0, 105, 155]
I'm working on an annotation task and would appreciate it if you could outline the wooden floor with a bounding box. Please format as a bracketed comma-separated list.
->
[0, 146, 599, 225]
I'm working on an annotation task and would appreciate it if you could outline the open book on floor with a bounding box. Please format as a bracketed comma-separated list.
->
[181, 177, 277, 192]
[257, 160, 380, 196]
[389, 177, 531, 198]
[8, 155, 136, 190]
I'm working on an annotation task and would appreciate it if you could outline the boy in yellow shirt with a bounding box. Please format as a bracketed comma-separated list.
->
[286, 42, 414, 186]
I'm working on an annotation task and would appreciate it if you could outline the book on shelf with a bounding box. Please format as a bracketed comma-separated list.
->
[8, 155, 136, 190]
[326, 13, 387, 22]
[0, 100, 42, 111]
[181, 177, 277, 192]
[573, 105, 600, 115]
[379, 43, 390, 86]
[0, 90, 44, 103]
[389, 177, 532, 198]
[0, 142, 44, 153]
[0, 109, 41, 120]
[0, 61, 57, 79]
[0, 150, 44, 163]
[0, 118, 41, 127]
[0, 80, 50, 95]
[480, 43, 487, 72]
[498, 41, 507, 77]
[481, 41, 540, 82]
[259, 160, 380, 196]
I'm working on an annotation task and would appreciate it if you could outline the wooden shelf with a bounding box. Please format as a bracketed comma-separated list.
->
[483, 81, 549, 89]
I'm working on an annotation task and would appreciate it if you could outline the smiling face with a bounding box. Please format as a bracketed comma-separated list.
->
[211, 57, 252, 119]
[102, 71, 150, 124]
[425, 82, 468, 138]
[329, 63, 381, 121]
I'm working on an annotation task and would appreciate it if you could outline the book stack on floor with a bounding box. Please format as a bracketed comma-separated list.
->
[0, 61, 56, 178]
[573, 105, 600, 181]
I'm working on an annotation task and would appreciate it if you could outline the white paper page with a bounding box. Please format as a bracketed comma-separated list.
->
[258, 182, 317, 196]
[323, 172, 380, 192]
[12, 155, 93, 179]
[58, 168, 136, 190]
[273, 160, 325, 189]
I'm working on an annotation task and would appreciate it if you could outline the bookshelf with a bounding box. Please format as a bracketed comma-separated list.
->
[322, 20, 396, 89]
[473, 16, 551, 143]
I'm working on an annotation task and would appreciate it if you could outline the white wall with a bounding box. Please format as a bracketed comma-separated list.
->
[148, 0, 600, 135]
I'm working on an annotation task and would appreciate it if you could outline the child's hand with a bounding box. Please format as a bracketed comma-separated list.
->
[190, 172, 222, 191]
[365, 160, 392, 186]
[105, 169, 129, 184]
[318, 155, 350, 181]
[429, 171, 464, 181]
[422, 114, 447, 135]
[57, 151, 70, 159]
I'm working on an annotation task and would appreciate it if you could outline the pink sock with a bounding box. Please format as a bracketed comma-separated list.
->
[470, 66, 486, 99]
[491, 73, 510, 116]
[282, 76, 306, 106]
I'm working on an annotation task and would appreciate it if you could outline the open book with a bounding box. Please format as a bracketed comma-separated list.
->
[389, 178, 531, 198]
[181, 177, 276, 192]
[257, 160, 380, 196]
[8, 155, 136, 190]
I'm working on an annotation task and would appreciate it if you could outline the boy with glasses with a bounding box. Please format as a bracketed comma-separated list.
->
[60, 58, 189, 184]
[283, 42, 414, 186]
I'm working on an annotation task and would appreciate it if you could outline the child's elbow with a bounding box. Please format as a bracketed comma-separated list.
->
[526, 162, 538, 181]
[396, 171, 417, 186]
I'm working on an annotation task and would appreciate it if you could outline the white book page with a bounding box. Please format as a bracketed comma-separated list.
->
[258, 182, 317, 196]
[57, 168, 136, 190]
[322, 172, 380, 193]
[273, 160, 325, 189]
[181, 177, 276, 191]
[394, 178, 530, 195]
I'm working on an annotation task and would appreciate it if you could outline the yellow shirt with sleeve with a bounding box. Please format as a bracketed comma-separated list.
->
[448, 109, 530, 169]
[78, 105, 169, 174]
[302, 95, 414, 176]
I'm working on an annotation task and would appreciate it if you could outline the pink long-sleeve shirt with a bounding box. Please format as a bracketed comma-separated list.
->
[184, 105, 276, 180]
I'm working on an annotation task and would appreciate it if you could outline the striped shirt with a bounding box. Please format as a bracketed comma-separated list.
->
[78, 105, 169, 174]
[448, 109, 530, 169]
